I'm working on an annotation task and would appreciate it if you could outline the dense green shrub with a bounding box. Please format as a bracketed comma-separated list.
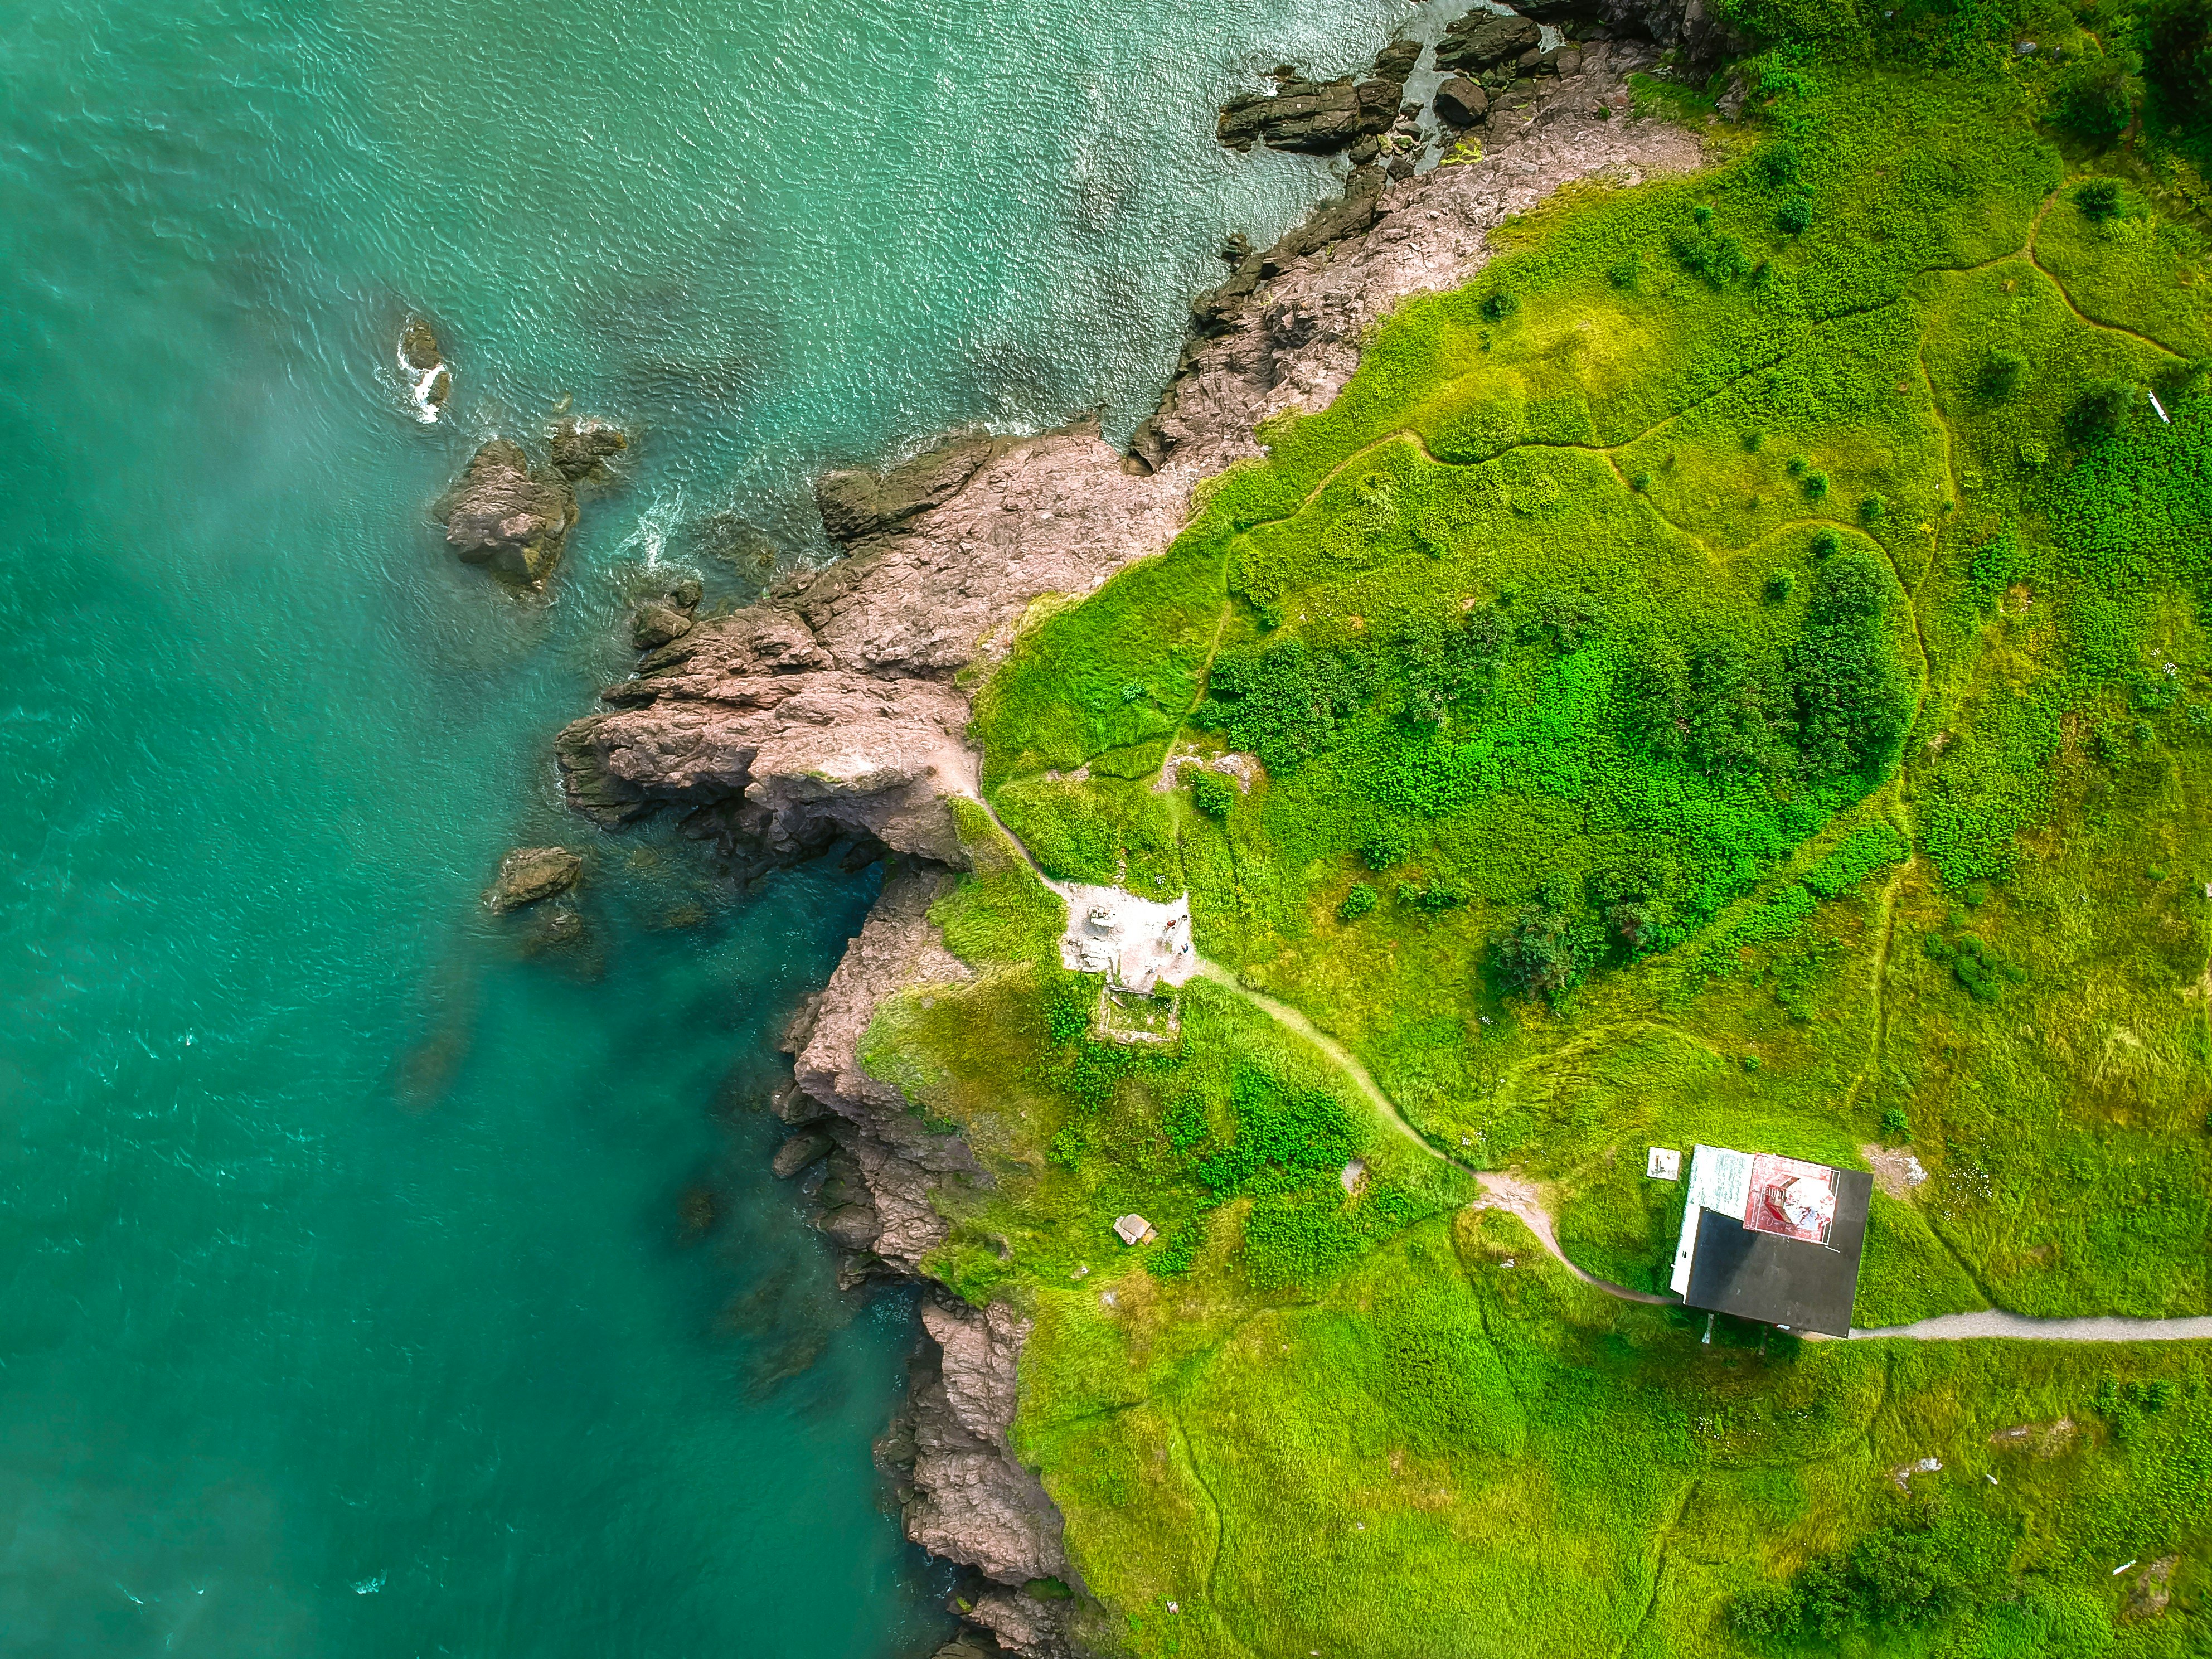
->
[1981, 347, 2026, 400]
[1192, 637, 1375, 774]
[1189, 770, 1234, 819]
[1338, 882, 1378, 921]
[1360, 824, 1412, 869]
[2073, 178, 2123, 222]
[2051, 57, 2132, 141]
[1791, 547, 1912, 779]
[1495, 906, 1604, 1006]
[1396, 880, 1467, 911]
[1736, 1498, 2014, 1643]
[1048, 1126, 1085, 1171]
[2066, 377, 2135, 444]
[1672, 221, 1750, 285]
[1480, 287, 1519, 323]
[2142, 0, 2212, 131]
[1925, 926, 2027, 1000]
[1777, 194, 1813, 235]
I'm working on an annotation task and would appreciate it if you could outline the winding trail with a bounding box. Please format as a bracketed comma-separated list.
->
[978, 790, 2212, 1342]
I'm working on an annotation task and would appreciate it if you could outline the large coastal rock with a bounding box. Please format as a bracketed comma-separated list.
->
[1216, 40, 1420, 154]
[903, 1299, 1071, 1586]
[436, 439, 578, 585]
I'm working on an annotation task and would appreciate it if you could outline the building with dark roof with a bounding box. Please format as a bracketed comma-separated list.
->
[1665, 1144, 1873, 1337]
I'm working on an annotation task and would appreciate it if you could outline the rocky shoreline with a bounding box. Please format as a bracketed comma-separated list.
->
[543, 15, 1708, 1654]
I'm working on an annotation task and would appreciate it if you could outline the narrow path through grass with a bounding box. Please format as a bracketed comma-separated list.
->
[967, 791, 2212, 1340]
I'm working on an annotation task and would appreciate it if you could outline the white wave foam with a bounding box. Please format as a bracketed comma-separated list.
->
[396, 343, 447, 424]
[617, 487, 685, 571]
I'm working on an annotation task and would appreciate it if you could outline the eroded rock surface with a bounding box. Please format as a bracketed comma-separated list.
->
[899, 1298, 1070, 1587]
[785, 863, 977, 1270]
[1522, 0, 1747, 66]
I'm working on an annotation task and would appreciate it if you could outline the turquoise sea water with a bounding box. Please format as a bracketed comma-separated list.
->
[0, 0, 1407, 1653]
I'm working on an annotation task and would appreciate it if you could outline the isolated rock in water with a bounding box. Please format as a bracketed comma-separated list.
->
[547, 415, 628, 481]
[517, 898, 589, 958]
[484, 845, 583, 911]
[1434, 11, 1541, 74]
[630, 602, 693, 651]
[438, 438, 578, 584]
[1434, 76, 1491, 127]
[399, 316, 442, 373]
[397, 316, 450, 419]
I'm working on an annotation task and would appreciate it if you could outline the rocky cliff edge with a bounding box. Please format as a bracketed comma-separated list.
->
[552, 38, 1700, 1657]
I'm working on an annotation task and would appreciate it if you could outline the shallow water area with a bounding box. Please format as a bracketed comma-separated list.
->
[0, 0, 1415, 1652]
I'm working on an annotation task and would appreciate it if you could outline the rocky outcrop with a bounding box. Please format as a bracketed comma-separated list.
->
[435, 416, 624, 587]
[1434, 10, 1542, 76]
[629, 575, 702, 651]
[968, 1588, 1077, 1659]
[1216, 40, 1421, 154]
[772, 1127, 835, 1178]
[1137, 38, 1701, 472]
[483, 845, 582, 911]
[784, 862, 978, 1272]
[553, 608, 980, 866]
[549, 415, 1202, 868]
[437, 439, 578, 586]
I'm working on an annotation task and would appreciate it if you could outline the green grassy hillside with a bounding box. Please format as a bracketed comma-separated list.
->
[869, 8, 2212, 1653]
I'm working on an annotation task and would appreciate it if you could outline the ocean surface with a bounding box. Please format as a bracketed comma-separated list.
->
[0, 0, 1410, 1653]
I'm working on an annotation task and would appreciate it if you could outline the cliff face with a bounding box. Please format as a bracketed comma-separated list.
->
[552, 36, 1700, 1658]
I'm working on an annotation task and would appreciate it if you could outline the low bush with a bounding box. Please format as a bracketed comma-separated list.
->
[1981, 347, 2026, 400]
[1189, 770, 1235, 819]
[2073, 178, 2122, 223]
